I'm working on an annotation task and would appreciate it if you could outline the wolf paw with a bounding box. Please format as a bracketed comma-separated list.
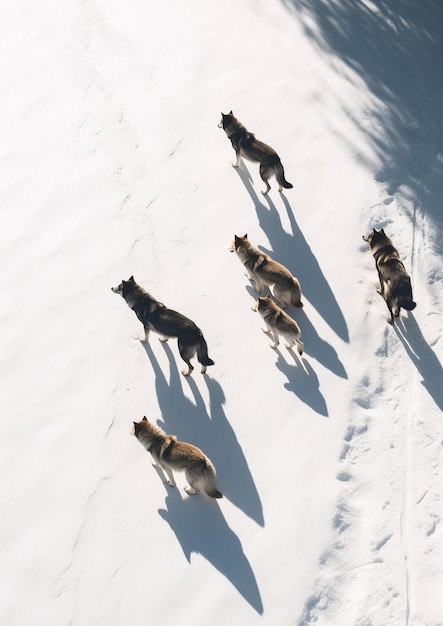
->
[166, 480, 177, 488]
[184, 486, 199, 495]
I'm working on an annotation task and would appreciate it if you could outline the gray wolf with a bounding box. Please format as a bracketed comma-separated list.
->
[111, 276, 214, 375]
[252, 296, 304, 354]
[363, 228, 416, 323]
[230, 234, 303, 308]
[132, 417, 223, 498]
[218, 111, 293, 195]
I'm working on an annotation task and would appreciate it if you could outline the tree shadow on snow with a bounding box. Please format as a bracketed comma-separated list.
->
[157, 488, 264, 614]
[394, 314, 443, 411]
[279, 0, 443, 236]
[234, 165, 350, 345]
[142, 341, 265, 526]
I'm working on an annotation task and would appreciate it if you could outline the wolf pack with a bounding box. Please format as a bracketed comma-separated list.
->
[112, 111, 417, 500]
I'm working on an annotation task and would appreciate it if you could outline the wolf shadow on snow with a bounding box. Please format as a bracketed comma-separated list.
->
[157, 487, 263, 614]
[235, 165, 348, 387]
[141, 342, 264, 613]
[394, 314, 443, 412]
[142, 341, 264, 527]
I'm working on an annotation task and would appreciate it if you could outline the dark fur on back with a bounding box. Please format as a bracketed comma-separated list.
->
[363, 228, 416, 323]
[112, 276, 214, 375]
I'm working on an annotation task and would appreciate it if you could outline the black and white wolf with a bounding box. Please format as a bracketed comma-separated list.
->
[218, 111, 293, 194]
[111, 276, 214, 375]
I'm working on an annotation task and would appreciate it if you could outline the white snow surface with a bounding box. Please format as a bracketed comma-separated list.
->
[1, 1, 443, 624]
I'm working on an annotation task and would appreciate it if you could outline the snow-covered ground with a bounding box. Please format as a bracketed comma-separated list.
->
[1, 1, 442, 624]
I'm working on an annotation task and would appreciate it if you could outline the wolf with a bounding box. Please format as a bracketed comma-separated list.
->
[363, 228, 416, 323]
[218, 111, 293, 195]
[252, 296, 304, 354]
[230, 234, 303, 308]
[111, 276, 214, 375]
[132, 417, 223, 498]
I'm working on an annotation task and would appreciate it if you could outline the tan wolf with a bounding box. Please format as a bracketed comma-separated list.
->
[252, 296, 304, 354]
[132, 417, 223, 499]
[230, 234, 303, 308]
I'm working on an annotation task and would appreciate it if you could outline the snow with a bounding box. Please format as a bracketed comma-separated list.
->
[1, 0, 443, 624]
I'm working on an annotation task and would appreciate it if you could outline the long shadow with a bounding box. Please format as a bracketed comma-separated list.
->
[394, 314, 443, 411]
[142, 341, 264, 526]
[275, 353, 329, 417]
[158, 489, 264, 614]
[234, 165, 350, 343]
[279, 0, 443, 236]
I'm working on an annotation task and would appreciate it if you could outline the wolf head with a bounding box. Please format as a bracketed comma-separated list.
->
[230, 233, 248, 253]
[362, 228, 387, 246]
[111, 275, 136, 297]
[132, 416, 164, 440]
[218, 110, 234, 129]
[131, 415, 148, 437]
[251, 295, 273, 314]
[257, 295, 273, 311]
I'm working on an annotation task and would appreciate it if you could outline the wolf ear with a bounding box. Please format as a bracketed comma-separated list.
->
[229, 110, 233, 115]
[142, 416, 147, 421]
[128, 275, 135, 282]
[243, 233, 247, 239]
[380, 228, 385, 234]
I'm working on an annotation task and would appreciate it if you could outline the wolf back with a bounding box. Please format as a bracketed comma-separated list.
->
[112, 276, 214, 375]
[218, 111, 293, 195]
[363, 228, 416, 323]
[132, 417, 223, 498]
[231, 234, 303, 308]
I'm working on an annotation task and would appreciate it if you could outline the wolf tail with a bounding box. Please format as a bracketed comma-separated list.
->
[197, 334, 214, 367]
[400, 299, 417, 311]
[291, 280, 303, 307]
[203, 465, 223, 499]
[276, 162, 293, 189]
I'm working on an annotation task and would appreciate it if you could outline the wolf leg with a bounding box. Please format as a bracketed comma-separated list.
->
[177, 340, 195, 376]
[156, 464, 176, 487]
[259, 163, 272, 195]
[270, 331, 280, 349]
[184, 471, 201, 495]
[232, 149, 241, 168]
[143, 326, 150, 342]
[252, 276, 266, 293]
[181, 363, 194, 376]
